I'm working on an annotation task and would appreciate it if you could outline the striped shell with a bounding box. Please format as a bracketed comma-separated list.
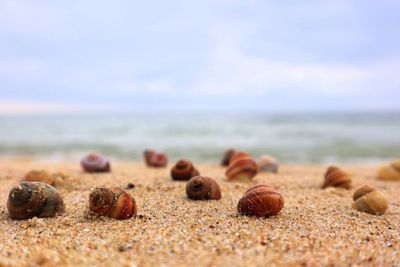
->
[89, 187, 137, 220]
[171, 159, 200, 181]
[221, 148, 236, 166]
[143, 149, 168, 167]
[7, 182, 64, 219]
[321, 166, 352, 189]
[352, 185, 388, 215]
[81, 153, 111, 173]
[237, 184, 284, 217]
[258, 155, 279, 173]
[225, 151, 258, 181]
[186, 176, 221, 200]
[376, 160, 400, 181]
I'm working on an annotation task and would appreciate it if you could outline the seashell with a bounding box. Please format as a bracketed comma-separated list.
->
[81, 153, 111, 173]
[186, 176, 221, 200]
[221, 148, 236, 166]
[225, 151, 258, 181]
[258, 155, 279, 173]
[7, 182, 64, 219]
[321, 166, 352, 189]
[352, 185, 388, 215]
[22, 170, 54, 185]
[89, 187, 137, 220]
[143, 149, 168, 167]
[376, 160, 400, 181]
[237, 184, 284, 217]
[171, 159, 200, 181]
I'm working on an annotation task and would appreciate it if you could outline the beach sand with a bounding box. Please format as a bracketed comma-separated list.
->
[0, 160, 399, 266]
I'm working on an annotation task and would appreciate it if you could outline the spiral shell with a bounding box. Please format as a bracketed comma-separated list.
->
[143, 149, 168, 167]
[7, 182, 64, 219]
[352, 185, 388, 215]
[22, 170, 54, 185]
[171, 159, 200, 181]
[321, 166, 352, 189]
[237, 184, 284, 217]
[89, 187, 137, 220]
[225, 151, 258, 181]
[221, 148, 236, 166]
[376, 160, 400, 181]
[81, 153, 111, 173]
[186, 176, 221, 200]
[258, 155, 279, 173]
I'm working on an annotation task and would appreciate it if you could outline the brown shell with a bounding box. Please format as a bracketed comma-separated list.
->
[352, 185, 388, 215]
[221, 148, 236, 166]
[81, 153, 111, 173]
[171, 159, 200, 181]
[186, 176, 221, 200]
[7, 182, 64, 219]
[321, 166, 352, 189]
[225, 151, 258, 181]
[237, 184, 284, 217]
[376, 160, 400, 181]
[258, 155, 279, 173]
[89, 187, 137, 220]
[22, 170, 54, 185]
[143, 149, 168, 167]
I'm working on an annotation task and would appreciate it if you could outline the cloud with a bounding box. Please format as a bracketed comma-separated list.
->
[187, 44, 367, 96]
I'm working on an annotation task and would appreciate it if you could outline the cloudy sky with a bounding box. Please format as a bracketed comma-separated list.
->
[0, 0, 399, 113]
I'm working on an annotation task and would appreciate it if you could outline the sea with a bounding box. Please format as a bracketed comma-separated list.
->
[0, 112, 399, 164]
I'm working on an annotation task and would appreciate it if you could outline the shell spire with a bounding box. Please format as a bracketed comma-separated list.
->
[186, 176, 221, 200]
[171, 159, 200, 181]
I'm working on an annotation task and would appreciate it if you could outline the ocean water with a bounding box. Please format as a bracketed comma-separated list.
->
[0, 112, 399, 164]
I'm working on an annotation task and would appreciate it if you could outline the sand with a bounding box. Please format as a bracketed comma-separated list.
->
[0, 160, 399, 266]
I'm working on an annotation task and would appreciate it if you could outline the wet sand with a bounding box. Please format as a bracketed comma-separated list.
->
[0, 160, 399, 266]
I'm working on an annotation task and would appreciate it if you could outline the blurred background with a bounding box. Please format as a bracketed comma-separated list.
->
[0, 1, 399, 163]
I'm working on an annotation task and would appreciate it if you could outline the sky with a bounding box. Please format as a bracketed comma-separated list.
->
[0, 0, 400, 114]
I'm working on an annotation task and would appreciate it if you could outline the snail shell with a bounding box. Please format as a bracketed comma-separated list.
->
[258, 155, 279, 173]
[237, 184, 284, 217]
[352, 185, 388, 215]
[186, 176, 221, 200]
[22, 170, 54, 185]
[376, 160, 400, 181]
[221, 148, 236, 166]
[89, 187, 137, 220]
[225, 151, 258, 181]
[143, 149, 168, 167]
[321, 166, 352, 189]
[7, 182, 64, 219]
[171, 159, 200, 181]
[81, 153, 111, 173]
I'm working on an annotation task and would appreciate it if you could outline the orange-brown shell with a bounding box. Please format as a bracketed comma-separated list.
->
[321, 166, 352, 189]
[226, 151, 258, 181]
[89, 187, 137, 220]
[376, 160, 400, 181]
[7, 182, 64, 219]
[143, 149, 168, 167]
[81, 153, 111, 173]
[221, 148, 236, 166]
[237, 184, 284, 217]
[171, 159, 200, 181]
[22, 170, 55, 185]
[186, 176, 221, 200]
